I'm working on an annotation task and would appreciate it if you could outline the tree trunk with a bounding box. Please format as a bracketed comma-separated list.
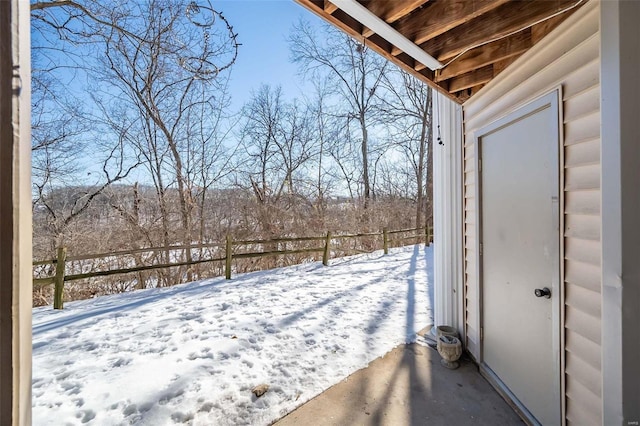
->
[360, 117, 370, 210]
[165, 132, 193, 283]
[416, 88, 433, 229]
[131, 183, 147, 290]
[416, 120, 426, 229]
[425, 90, 434, 228]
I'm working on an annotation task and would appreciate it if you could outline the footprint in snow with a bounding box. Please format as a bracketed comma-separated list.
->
[55, 371, 71, 381]
[123, 404, 137, 417]
[198, 402, 215, 412]
[158, 388, 184, 405]
[75, 409, 96, 424]
[109, 357, 131, 368]
[179, 312, 200, 321]
[171, 411, 194, 423]
[61, 381, 82, 395]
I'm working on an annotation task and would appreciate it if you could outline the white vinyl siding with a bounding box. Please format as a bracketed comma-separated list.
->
[461, 1, 602, 424]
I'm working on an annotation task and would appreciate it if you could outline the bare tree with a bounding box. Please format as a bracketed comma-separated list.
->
[31, 0, 240, 284]
[289, 21, 389, 210]
[379, 70, 433, 228]
[30, 1, 148, 249]
[305, 79, 341, 222]
[239, 84, 317, 235]
[29, 0, 439, 304]
[241, 84, 284, 221]
[92, 0, 239, 281]
[31, 84, 140, 249]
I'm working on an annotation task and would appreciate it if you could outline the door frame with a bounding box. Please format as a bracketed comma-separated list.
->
[475, 89, 564, 425]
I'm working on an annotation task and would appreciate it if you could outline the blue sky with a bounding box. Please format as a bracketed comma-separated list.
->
[30, 1, 329, 184]
[215, 0, 325, 109]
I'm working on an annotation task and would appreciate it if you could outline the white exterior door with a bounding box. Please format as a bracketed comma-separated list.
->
[479, 92, 561, 425]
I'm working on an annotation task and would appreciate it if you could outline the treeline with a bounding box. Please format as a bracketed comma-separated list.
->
[33, 184, 421, 257]
[32, 184, 422, 305]
[30, 1, 434, 303]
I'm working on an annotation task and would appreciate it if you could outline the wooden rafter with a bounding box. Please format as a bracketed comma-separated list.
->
[361, 0, 431, 38]
[294, 0, 587, 103]
[491, 56, 520, 78]
[531, 9, 576, 44]
[366, 0, 431, 23]
[434, 29, 532, 82]
[434, 5, 580, 89]
[420, 0, 581, 63]
[324, 0, 338, 15]
[447, 65, 494, 93]
[388, 0, 510, 56]
[294, 0, 457, 101]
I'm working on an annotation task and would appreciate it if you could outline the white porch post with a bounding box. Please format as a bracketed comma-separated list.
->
[0, 0, 32, 424]
[432, 92, 464, 336]
[600, 0, 640, 424]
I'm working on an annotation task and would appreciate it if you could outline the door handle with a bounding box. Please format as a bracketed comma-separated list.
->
[534, 287, 551, 299]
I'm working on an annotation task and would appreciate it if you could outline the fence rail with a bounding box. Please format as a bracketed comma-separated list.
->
[33, 226, 433, 309]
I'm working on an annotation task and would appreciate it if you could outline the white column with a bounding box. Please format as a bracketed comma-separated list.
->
[600, 1, 640, 424]
[0, 1, 32, 424]
[432, 92, 464, 335]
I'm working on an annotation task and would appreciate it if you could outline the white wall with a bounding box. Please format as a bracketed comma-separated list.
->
[600, 1, 640, 424]
[432, 92, 464, 335]
[462, 2, 602, 423]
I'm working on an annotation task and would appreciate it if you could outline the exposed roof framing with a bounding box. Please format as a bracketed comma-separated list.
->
[295, 0, 586, 103]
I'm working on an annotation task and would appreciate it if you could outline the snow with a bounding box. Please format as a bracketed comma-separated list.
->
[32, 245, 433, 426]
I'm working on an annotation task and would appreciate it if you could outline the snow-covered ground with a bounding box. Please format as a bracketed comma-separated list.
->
[32, 245, 433, 426]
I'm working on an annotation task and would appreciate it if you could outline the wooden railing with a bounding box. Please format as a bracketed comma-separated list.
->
[33, 226, 433, 309]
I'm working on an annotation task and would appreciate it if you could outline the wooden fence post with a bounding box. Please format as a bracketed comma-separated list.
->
[383, 227, 389, 255]
[322, 231, 331, 266]
[225, 235, 232, 280]
[53, 246, 67, 309]
[425, 224, 429, 247]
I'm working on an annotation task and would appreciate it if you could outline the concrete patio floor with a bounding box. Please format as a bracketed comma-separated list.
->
[274, 341, 523, 426]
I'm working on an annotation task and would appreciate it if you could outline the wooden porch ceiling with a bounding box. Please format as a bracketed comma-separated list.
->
[295, 0, 586, 103]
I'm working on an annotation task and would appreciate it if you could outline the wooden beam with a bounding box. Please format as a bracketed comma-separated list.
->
[362, 0, 430, 38]
[491, 55, 520, 78]
[367, 0, 431, 23]
[314, 5, 365, 37]
[433, 28, 532, 81]
[455, 90, 472, 103]
[294, 0, 462, 104]
[468, 84, 486, 97]
[390, 0, 510, 56]
[421, 0, 581, 62]
[530, 7, 578, 45]
[447, 65, 493, 93]
[366, 32, 393, 56]
[429, 5, 578, 76]
[435, 7, 578, 84]
[324, 0, 338, 15]
[455, 83, 486, 102]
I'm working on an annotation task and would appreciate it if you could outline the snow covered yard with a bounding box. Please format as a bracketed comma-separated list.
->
[32, 244, 433, 426]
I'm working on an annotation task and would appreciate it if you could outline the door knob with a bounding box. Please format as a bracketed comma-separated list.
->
[534, 287, 551, 299]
